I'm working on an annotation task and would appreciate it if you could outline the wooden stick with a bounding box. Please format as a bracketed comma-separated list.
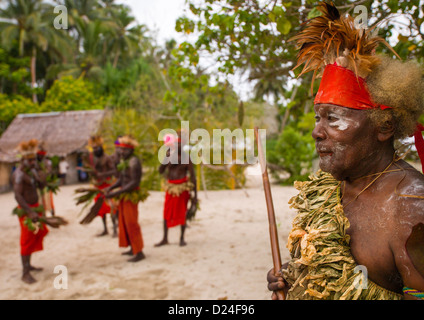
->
[254, 127, 285, 300]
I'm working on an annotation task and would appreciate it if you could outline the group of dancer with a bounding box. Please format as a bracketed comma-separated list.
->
[10, 1, 424, 298]
[11, 133, 197, 284]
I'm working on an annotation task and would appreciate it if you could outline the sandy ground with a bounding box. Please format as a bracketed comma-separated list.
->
[0, 170, 298, 300]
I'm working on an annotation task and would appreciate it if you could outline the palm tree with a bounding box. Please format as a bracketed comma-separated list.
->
[55, 19, 104, 80]
[251, 67, 290, 132]
[63, 0, 104, 46]
[0, 0, 69, 103]
[104, 5, 147, 68]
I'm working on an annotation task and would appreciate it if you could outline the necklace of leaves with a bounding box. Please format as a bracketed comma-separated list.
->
[23, 167, 37, 187]
[117, 158, 130, 172]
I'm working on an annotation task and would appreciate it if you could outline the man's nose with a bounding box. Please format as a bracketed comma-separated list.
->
[312, 122, 326, 141]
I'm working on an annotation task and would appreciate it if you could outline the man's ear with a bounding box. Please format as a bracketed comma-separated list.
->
[377, 120, 395, 142]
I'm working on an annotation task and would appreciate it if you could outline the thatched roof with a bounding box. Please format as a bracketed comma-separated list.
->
[0, 110, 106, 162]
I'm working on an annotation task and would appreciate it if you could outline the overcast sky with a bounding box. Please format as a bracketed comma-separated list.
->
[116, 0, 189, 45]
[115, 0, 254, 100]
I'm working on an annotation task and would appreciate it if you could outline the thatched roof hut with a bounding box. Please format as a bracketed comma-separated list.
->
[0, 110, 106, 159]
[0, 110, 106, 191]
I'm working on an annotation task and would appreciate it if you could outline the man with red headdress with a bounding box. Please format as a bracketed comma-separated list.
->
[155, 132, 197, 247]
[267, 2, 424, 300]
[12, 139, 49, 284]
[105, 135, 147, 262]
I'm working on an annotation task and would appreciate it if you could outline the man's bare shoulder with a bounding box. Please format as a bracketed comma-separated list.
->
[388, 165, 424, 228]
[129, 155, 141, 166]
[12, 167, 25, 184]
[386, 166, 424, 288]
[103, 154, 116, 166]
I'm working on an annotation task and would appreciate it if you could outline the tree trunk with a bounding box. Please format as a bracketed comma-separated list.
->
[31, 47, 38, 103]
[113, 51, 120, 68]
[280, 83, 300, 132]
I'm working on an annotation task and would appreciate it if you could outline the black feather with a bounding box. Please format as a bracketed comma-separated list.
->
[321, 1, 340, 21]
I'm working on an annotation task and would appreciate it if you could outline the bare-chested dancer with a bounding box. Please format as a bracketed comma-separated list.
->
[12, 140, 49, 284]
[87, 136, 118, 237]
[105, 136, 145, 262]
[155, 134, 197, 247]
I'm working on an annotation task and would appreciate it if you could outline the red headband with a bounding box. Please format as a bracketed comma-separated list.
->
[37, 150, 47, 156]
[116, 143, 135, 149]
[314, 63, 391, 110]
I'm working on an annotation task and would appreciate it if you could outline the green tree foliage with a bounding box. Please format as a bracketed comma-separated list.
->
[0, 47, 31, 96]
[40, 75, 105, 112]
[0, 94, 38, 134]
[176, 0, 423, 92]
[267, 116, 316, 185]
[0, 0, 72, 102]
[1, 0, 422, 187]
[175, 0, 424, 182]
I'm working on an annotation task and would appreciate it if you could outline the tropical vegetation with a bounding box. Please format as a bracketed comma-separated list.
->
[0, 0, 423, 188]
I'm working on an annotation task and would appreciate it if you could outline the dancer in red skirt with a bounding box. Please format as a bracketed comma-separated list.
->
[155, 134, 197, 247]
[12, 139, 49, 284]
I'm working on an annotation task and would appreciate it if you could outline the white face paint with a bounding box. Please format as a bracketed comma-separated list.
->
[327, 109, 360, 132]
[329, 118, 349, 131]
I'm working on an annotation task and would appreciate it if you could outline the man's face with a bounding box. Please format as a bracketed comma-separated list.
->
[118, 147, 133, 160]
[23, 157, 37, 169]
[93, 146, 104, 158]
[312, 104, 380, 181]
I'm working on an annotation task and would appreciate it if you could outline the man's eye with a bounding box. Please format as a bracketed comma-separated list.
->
[314, 116, 320, 122]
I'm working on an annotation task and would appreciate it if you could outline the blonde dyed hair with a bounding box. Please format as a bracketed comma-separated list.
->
[88, 135, 104, 147]
[17, 139, 39, 158]
[366, 56, 424, 140]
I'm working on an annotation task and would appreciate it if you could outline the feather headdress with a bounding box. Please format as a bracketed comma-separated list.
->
[290, 1, 399, 92]
[17, 139, 39, 159]
[117, 135, 139, 149]
[37, 140, 48, 155]
[88, 135, 104, 148]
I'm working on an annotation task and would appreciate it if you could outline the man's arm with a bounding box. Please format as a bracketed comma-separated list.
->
[106, 157, 140, 198]
[96, 156, 117, 180]
[393, 199, 424, 300]
[106, 174, 122, 193]
[188, 162, 197, 202]
[13, 171, 38, 221]
[401, 222, 424, 300]
[31, 168, 45, 190]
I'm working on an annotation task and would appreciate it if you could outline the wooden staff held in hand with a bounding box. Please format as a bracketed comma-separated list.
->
[254, 127, 285, 300]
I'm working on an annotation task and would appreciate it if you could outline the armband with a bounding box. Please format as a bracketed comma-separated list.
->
[403, 287, 424, 299]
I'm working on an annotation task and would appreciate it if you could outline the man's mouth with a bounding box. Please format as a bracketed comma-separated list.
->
[316, 148, 333, 157]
